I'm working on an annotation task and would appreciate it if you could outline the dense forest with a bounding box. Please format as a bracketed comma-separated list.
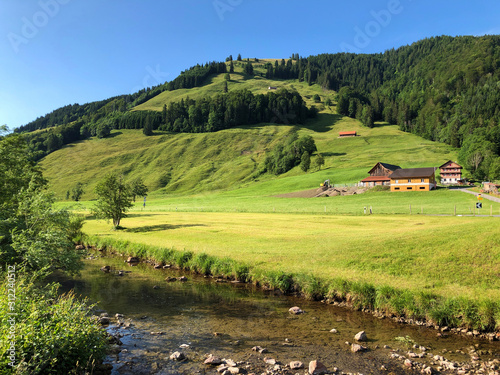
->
[15, 35, 500, 178]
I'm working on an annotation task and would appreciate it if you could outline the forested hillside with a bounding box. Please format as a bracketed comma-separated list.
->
[15, 35, 500, 179]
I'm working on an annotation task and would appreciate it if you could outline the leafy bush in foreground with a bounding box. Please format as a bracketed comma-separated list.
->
[0, 270, 108, 374]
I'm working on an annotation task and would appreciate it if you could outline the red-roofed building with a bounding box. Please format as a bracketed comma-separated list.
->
[339, 131, 357, 137]
[359, 162, 401, 187]
[439, 160, 463, 184]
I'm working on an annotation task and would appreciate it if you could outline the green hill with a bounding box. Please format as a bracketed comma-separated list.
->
[40, 110, 457, 200]
[133, 59, 329, 112]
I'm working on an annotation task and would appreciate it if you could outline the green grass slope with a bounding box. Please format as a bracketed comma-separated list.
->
[41, 114, 458, 202]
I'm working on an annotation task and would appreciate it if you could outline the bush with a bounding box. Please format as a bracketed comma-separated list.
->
[0, 270, 108, 374]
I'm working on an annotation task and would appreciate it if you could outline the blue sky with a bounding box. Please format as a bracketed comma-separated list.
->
[1, 0, 499, 129]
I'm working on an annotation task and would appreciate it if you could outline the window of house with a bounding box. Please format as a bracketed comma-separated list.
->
[408, 179, 412, 183]
[419, 187, 425, 190]
[394, 187, 400, 190]
[421, 178, 425, 183]
[395, 179, 398, 184]
[407, 187, 413, 190]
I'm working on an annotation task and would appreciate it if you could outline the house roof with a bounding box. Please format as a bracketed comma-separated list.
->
[360, 176, 391, 182]
[390, 168, 436, 179]
[368, 162, 401, 174]
[439, 160, 462, 169]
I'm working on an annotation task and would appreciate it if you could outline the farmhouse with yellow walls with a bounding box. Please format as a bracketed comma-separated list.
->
[390, 168, 437, 192]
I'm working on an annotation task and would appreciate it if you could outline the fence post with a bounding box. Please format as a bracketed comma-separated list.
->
[409, 204, 412, 215]
[454, 205, 456, 216]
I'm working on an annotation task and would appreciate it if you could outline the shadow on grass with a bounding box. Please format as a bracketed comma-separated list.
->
[106, 131, 123, 138]
[321, 152, 346, 157]
[303, 113, 343, 133]
[125, 223, 207, 233]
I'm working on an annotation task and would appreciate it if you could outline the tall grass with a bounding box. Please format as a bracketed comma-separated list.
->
[84, 236, 500, 332]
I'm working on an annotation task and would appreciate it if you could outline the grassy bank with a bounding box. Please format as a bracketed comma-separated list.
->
[83, 210, 500, 332]
[84, 232, 500, 332]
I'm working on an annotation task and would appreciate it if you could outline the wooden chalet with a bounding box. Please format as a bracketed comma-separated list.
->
[339, 131, 357, 137]
[359, 162, 401, 187]
[390, 168, 437, 192]
[439, 160, 463, 184]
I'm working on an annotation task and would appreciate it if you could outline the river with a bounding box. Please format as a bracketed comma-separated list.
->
[51, 251, 500, 375]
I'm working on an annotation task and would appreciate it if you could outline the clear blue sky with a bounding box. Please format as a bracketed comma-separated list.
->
[1, 0, 499, 129]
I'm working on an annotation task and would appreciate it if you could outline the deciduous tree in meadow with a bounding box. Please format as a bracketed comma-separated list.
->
[92, 173, 133, 228]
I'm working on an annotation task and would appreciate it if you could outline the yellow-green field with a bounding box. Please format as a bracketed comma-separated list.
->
[84, 211, 500, 300]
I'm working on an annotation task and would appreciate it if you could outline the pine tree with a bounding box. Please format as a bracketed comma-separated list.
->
[143, 117, 153, 136]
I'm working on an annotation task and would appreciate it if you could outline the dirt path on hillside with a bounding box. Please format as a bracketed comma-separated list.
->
[275, 189, 321, 198]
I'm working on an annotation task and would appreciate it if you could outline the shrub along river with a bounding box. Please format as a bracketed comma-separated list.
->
[51, 250, 500, 375]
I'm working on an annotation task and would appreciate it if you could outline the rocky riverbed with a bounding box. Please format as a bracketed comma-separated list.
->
[51, 251, 500, 375]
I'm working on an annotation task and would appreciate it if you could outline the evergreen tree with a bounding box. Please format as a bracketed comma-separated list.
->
[230, 60, 234, 73]
[237, 53, 242, 61]
[244, 60, 254, 75]
[143, 116, 153, 136]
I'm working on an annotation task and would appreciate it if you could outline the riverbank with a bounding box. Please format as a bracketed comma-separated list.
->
[58, 250, 500, 375]
[83, 235, 500, 336]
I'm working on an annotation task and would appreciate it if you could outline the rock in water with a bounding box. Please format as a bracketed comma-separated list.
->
[308, 360, 328, 374]
[289, 306, 304, 314]
[351, 343, 367, 353]
[204, 354, 222, 365]
[169, 351, 185, 361]
[290, 361, 304, 369]
[354, 330, 368, 341]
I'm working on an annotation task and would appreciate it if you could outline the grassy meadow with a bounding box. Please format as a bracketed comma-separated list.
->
[84, 211, 500, 301]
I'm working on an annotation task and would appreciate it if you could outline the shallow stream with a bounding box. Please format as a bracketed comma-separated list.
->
[52, 251, 500, 374]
